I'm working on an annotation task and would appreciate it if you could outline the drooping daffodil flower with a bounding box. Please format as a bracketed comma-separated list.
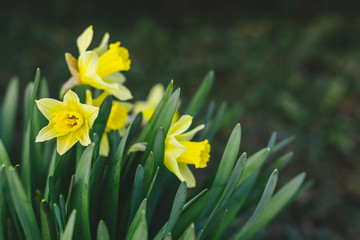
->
[61, 25, 132, 101]
[86, 90, 132, 156]
[133, 83, 179, 123]
[35, 90, 99, 155]
[164, 115, 210, 188]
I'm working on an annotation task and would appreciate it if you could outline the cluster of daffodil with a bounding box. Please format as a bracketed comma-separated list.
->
[35, 26, 210, 187]
[0, 25, 306, 240]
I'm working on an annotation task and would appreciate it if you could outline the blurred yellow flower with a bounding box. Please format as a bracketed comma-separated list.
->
[164, 115, 210, 188]
[133, 84, 179, 123]
[35, 90, 99, 155]
[61, 25, 132, 101]
[86, 90, 132, 156]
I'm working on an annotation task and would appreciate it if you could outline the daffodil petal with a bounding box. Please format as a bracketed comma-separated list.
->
[81, 104, 99, 126]
[99, 133, 110, 156]
[65, 53, 79, 77]
[165, 136, 186, 159]
[93, 32, 110, 56]
[106, 84, 133, 101]
[78, 51, 98, 74]
[57, 132, 78, 155]
[148, 84, 164, 105]
[35, 123, 59, 142]
[75, 124, 91, 146]
[167, 115, 192, 137]
[77, 25, 93, 54]
[164, 152, 185, 182]
[177, 124, 205, 141]
[104, 72, 126, 85]
[178, 163, 196, 188]
[63, 90, 80, 104]
[35, 98, 63, 120]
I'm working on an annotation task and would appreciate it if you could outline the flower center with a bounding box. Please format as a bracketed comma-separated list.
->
[176, 140, 210, 168]
[53, 111, 84, 134]
[97, 42, 131, 78]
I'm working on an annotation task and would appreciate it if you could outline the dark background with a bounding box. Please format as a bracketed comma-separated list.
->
[1, 0, 360, 239]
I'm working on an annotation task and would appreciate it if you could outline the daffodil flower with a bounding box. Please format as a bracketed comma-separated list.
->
[61, 25, 132, 101]
[133, 83, 179, 123]
[164, 115, 210, 188]
[35, 90, 99, 155]
[86, 90, 132, 156]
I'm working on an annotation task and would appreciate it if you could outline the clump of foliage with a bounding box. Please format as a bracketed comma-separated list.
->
[0, 26, 305, 240]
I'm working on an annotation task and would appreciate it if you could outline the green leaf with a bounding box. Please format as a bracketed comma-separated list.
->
[97, 220, 110, 240]
[185, 70, 214, 119]
[101, 123, 131, 238]
[127, 113, 143, 144]
[0, 76, 19, 149]
[40, 200, 57, 240]
[125, 199, 148, 240]
[178, 223, 195, 240]
[0, 139, 11, 166]
[53, 203, 64, 232]
[61, 210, 76, 240]
[152, 89, 180, 137]
[145, 167, 159, 200]
[206, 102, 227, 142]
[143, 152, 154, 191]
[200, 124, 241, 218]
[198, 153, 247, 240]
[71, 145, 94, 240]
[164, 182, 187, 238]
[237, 148, 270, 187]
[129, 165, 144, 226]
[183, 189, 207, 211]
[240, 172, 306, 240]
[212, 174, 258, 240]
[5, 167, 41, 239]
[0, 167, 5, 239]
[137, 81, 173, 142]
[92, 96, 112, 144]
[271, 136, 296, 155]
[232, 169, 278, 239]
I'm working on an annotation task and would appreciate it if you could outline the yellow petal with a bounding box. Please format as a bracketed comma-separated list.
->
[35, 123, 59, 142]
[93, 32, 110, 56]
[178, 163, 196, 188]
[77, 25, 93, 54]
[104, 72, 126, 85]
[75, 124, 91, 146]
[57, 132, 78, 155]
[106, 84, 133, 101]
[35, 98, 63, 120]
[168, 115, 192, 137]
[82, 104, 99, 127]
[63, 90, 80, 105]
[147, 84, 164, 105]
[65, 53, 79, 77]
[99, 133, 110, 157]
[165, 136, 185, 159]
[164, 152, 185, 182]
[78, 51, 98, 74]
[177, 124, 205, 141]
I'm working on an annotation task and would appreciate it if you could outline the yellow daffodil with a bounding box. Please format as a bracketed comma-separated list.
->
[164, 115, 210, 188]
[86, 90, 132, 156]
[133, 84, 179, 123]
[35, 90, 99, 155]
[61, 25, 132, 101]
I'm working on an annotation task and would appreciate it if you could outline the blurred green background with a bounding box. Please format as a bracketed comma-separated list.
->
[1, 0, 359, 239]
